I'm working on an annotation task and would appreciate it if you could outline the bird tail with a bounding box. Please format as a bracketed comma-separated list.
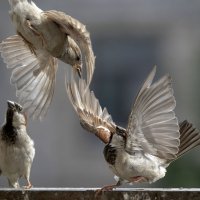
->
[8, 0, 27, 7]
[176, 120, 200, 158]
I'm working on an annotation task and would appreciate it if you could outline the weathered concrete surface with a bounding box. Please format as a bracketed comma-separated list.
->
[0, 188, 200, 200]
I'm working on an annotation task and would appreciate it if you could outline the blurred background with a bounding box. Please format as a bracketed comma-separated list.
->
[0, 0, 200, 188]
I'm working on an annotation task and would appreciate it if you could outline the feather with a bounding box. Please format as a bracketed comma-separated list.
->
[126, 67, 179, 160]
[66, 73, 116, 143]
[0, 35, 58, 120]
[44, 10, 95, 85]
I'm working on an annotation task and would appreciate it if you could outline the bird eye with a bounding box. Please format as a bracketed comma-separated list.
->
[77, 55, 81, 61]
[116, 126, 127, 139]
[15, 103, 23, 112]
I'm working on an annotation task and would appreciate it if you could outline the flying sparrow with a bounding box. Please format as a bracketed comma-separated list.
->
[66, 66, 200, 191]
[0, 100, 35, 188]
[0, 0, 95, 120]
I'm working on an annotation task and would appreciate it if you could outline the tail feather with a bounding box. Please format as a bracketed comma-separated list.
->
[8, 0, 27, 7]
[177, 120, 200, 158]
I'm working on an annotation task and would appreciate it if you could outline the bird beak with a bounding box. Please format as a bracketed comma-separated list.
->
[7, 100, 15, 109]
[74, 64, 82, 78]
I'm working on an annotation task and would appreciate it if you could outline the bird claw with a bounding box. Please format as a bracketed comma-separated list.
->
[23, 182, 32, 189]
[95, 184, 116, 198]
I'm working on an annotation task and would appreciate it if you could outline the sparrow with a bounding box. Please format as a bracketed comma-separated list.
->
[66, 66, 200, 192]
[0, 100, 35, 188]
[0, 0, 95, 120]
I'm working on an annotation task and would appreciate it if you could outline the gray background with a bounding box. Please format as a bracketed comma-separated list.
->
[0, 0, 200, 188]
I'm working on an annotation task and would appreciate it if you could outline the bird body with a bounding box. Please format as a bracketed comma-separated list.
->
[0, 101, 35, 188]
[66, 66, 200, 190]
[9, 0, 43, 49]
[0, 0, 95, 119]
[9, 1, 70, 60]
[104, 142, 167, 184]
[104, 120, 200, 186]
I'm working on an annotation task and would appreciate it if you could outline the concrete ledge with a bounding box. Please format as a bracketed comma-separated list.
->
[1, 188, 200, 200]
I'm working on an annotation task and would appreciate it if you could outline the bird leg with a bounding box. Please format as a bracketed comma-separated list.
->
[130, 176, 148, 183]
[95, 181, 121, 197]
[26, 20, 40, 36]
[25, 20, 46, 47]
[23, 180, 32, 189]
[8, 179, 20, 188]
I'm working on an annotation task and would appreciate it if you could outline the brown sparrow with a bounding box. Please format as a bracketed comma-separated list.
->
[0, 0, 95, 120]
[0, 100, 35, 188]
[66, 66, 200, 192]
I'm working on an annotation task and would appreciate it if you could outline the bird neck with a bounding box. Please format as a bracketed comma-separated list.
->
[103, 144, 117, 165]
[2, 123, 18, 145]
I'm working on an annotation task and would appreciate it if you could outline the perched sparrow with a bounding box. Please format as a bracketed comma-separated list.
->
[0, 0, 95, 120]
[0, 100, 35, 188]
[66, 66, 200, 191]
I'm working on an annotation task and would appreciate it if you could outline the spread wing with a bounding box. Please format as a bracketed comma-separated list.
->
[125, 66, 180, 160]
[66, 73, 116, 144]
[44, 10, 95, 85]
[0, 35, 58, 120]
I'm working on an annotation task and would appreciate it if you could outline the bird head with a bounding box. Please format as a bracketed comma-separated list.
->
[109, 126, 127, 148]
[6, 100, 26, 128]
[66, 36, 82, 77]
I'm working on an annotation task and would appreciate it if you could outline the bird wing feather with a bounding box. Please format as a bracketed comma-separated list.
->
[44, 10, 95, 85]
[126, 66, 180, 160]
[66, 72, 116, 143]
[0, 35, 58, 120]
